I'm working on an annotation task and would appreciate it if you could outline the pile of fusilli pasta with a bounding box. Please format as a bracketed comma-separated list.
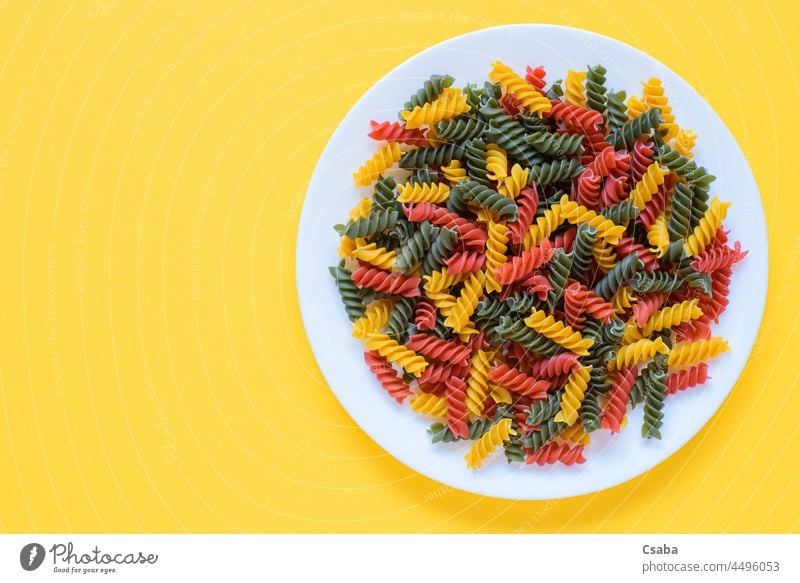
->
[330, 61, 746, 470]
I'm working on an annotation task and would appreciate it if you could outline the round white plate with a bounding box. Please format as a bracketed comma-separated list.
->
[296, 25, 767, 499]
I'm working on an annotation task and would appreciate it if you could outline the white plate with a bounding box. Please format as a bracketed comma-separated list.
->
[296, 25, 767, 499]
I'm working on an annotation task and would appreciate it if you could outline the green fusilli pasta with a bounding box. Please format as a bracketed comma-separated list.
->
[610, 108, 662, 149]
[329, 262, 365, 322]
[593, 254, 645, 300]
[585, 64, 608, 118]
[528, 158, 582, 185]
[394, 221, 439, 273]
[334, 209, 398, 239]
[402, 74, 455, 113]
[570, 223, 597, 276]
[399, 142, 463, 170]
[606, 89, 627, 134]
[525, 130, 584, 157]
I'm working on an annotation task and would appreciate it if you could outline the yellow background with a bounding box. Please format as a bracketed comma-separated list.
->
[0, 0, 797, 533]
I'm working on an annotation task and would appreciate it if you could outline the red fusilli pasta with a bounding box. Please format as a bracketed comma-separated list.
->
[601, 366, 639, 433]
[495, 239, 555, 284]
[545, 100, 603, 133]
[402, 203, 487, 250]
[666, 363, 710, 395]
[368, 120, 427, 146]
[488, 363, 551, 398]
[525, 65, 547, 92]
[508, 185, 539, 245]
[614, 237, 660, 271]
[526, 442, 586, 466]
[406, 333, 472, 364]
[574, 167, 602, 209]
[352, 264, 421, 297]
[414, 299, 437, 331]
[630, 140, 655, 184]
[563, 281, 616, 325]
[364, 350, 412, 403]
[445, 251, 486, 274]
[445, 376, 470, 439]
[528, 353, 581, 378]
[631, 292, 668, 326]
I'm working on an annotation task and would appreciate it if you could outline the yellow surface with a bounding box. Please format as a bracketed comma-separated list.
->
[0, 0, 797, 533]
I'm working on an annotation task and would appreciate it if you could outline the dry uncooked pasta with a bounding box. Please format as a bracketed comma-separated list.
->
[330, 62, 745, 469]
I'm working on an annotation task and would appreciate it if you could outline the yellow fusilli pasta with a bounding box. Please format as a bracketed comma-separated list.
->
[489, 61, 552, 116]
[473, 206, 494, 224]
[352, 142, 401, 186]
[457, 323, 481, 343]
[401, 87, 470, 129]
[441, 159, 467, 183]
[423, 267, 467, 293]
[524, 309, 594, 355]
[564, 69, 587, 107]
[641, 299, 703, 337]
[465, 418, 516, 469]
[684, 196, 731, 256]
[348, 197, 372, 220]
[674, 128, 697, 158]
[444, 271, 485, 333]
[498, 163, 529, 199]
[485, 143, 508, 184]
[626, 93, 647, 120]
[558, 195, 626, 244]
[351, 240, 396, 270]
[554, 365, 592, 426]
[365, 333, 428, 377]
[621, 319, 644, 344]
[484, 220, 509, 293]
[465, 349, 493, 416]
[410, 392, 447, 417]
[489, 383, 513, 404]
[593, 239, 619, 273]
[425, 289, 457, 318]
[668, 337, 730, 367]
[397, 181, 451, 203]
[611, 336, 670, 370]
[524, 201, 565, 249]
[647, 213, 670, 257]
[611, 285, 638, 314]
[559, 422, 591, 445]
[642, 77, 678, 140]
[337, 235, 358, 258]
[352, 299, 394, 339]
[629, 162, 666, 210]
